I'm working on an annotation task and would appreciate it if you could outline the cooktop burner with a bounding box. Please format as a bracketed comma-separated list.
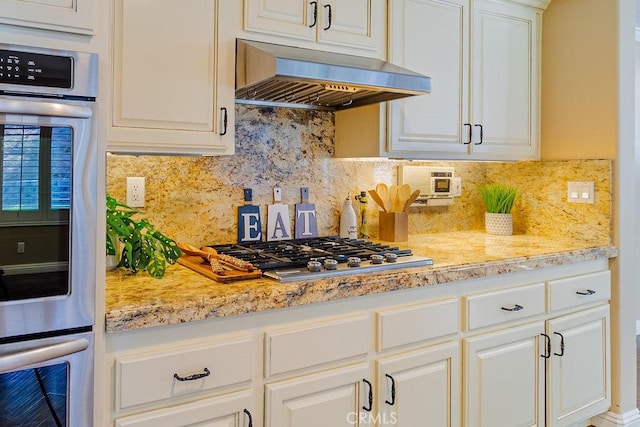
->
[207, 236, 433, 282]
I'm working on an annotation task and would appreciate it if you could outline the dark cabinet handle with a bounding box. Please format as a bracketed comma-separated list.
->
[243, 409, 253, 427]
[474, 124, 483, 145]
[385, 374, 396, 406]
[553, 332, 565, 357]
[309, 1, 317, 28]
[362, 378, 373, 411]
[540, 333, 551, 359]
[173, 367, 210, 382]
[220, 107, 228, 136]
[323, 4, 332, 30]
[576, 289, 596, 296]
[501, 304, 524, 312]
[463, 123, 472, 144]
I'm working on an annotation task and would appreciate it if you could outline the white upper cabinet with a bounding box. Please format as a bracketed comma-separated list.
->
[0, 0, 95, 35]
[108, 0, 235, 155]
[336, 0, 549, 160]
[243, 0, 385, 58]
[387, 0, 470, 158]
[387, 0, 546, 160]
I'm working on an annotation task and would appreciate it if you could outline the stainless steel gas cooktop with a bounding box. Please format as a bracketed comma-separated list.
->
[207, 236, 433, 282]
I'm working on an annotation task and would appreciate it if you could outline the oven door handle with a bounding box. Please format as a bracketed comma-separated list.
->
[0, 98, 93, 119]
[0, 338, 89, 373]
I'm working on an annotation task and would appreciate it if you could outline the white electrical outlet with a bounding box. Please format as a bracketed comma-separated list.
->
[126, 177, 145, 207]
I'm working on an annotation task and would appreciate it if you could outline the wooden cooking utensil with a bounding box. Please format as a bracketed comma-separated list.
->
[178, 242, 257, 272]
[396, 184, 411, 212]
[403, 189, 421, 212]
[368, 189, 388, 212]
[389, 185, 399, 212]
[376, 183, 389, 211]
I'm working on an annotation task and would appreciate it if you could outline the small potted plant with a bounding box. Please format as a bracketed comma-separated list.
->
[478, 183, 520, 235]
[106, 194, 182, 278]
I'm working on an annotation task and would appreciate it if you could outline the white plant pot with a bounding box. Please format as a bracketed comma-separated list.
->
[485, 212, 513, 236]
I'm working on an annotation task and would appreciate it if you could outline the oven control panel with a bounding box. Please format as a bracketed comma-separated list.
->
[0, 49, 73, 88]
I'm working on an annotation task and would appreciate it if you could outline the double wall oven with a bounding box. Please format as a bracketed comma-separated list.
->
[0, 44, 97, 426]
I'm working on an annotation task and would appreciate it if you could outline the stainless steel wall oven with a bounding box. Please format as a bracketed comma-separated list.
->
[0, 44, 97, 427]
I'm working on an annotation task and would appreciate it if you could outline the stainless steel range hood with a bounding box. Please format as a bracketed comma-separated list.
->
[235, 39, 431, 111]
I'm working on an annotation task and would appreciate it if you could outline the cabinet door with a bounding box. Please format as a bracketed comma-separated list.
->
[265, 363, 372, 427]
[0, 0, 94, 35]
[110, 0, 234, 155]
[316, 0, 384, 55]
[464, 321, 545, 427]
[388, 0, 470, 157]
[546, 305, 610, 426]
[244, 0, 315, 42]
[469, 0, 539, 159]
[377, 341, 460, 426]
[115, 390, 254, 427]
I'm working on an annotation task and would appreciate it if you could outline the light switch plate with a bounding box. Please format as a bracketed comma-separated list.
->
[567, 181, 594, 204]
[453, 177, 462, 197]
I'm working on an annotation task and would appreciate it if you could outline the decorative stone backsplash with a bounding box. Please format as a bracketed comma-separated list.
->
[106, 105, 611, 247]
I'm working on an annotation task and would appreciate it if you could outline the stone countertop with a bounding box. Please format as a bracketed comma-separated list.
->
[105, 232, 617, 333]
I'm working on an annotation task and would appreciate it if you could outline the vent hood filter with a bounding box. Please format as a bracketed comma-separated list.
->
[235, 39, 431, 111]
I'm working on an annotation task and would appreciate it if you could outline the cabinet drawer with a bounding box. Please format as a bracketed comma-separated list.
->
[116, 336, 253, 410]
[465, 282, 546, 331]
[547, 270, 610, 312]
[376, 298, 459, 352]
[115, 390, 253, 426]
[265, 314, 369, 377]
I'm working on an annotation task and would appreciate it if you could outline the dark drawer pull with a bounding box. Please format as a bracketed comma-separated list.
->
[243, 409, 253, 427]
[173, 367, 210, 382]
[219, 107, 228, 136]
[362, 378, 373, 412]
[553, 332, 565, 357]
[576, 289, 596, 296]
[385, 374, 396, 406]
[501, 304, 524, 312]
[540, 333, 551, 359]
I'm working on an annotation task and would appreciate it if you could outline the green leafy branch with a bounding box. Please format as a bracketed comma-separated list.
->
[106, 194, 182, 278]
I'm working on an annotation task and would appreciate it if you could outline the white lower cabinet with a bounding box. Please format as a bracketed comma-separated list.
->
[115, 391, 254, 427]
[107, 263, 612, 427]
[464, 321, 545, 427]
[463, 270, 611, 427]
[546, 305, 610, 426]
[265, 363, 371, 427]
[377, 341, 461, 426]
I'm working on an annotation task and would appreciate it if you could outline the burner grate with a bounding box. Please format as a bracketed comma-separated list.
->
[207, 236, 414, 272]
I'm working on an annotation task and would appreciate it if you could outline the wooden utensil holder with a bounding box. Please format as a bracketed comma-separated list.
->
[379, 212, 408, 242]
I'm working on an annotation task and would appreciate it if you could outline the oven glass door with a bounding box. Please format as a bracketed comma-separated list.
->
[0, 123, 72, 301]
[0, 331, 93, 427]
[0, 98, 96, 338]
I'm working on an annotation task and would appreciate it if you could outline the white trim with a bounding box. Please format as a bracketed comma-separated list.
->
[591, 409, 640, 426]
[636, 319, 640, 335]
[635, 27, 640, 41]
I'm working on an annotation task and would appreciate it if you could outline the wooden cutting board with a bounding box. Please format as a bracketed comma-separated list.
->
[178, 255, 263, 283]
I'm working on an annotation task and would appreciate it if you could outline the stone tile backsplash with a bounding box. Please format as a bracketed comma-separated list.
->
[106, 105, 611, 247]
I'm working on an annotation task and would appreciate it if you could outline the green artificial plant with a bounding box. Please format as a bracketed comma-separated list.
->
[478, 183, 520, 214]
[106, 194, 182, 278]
